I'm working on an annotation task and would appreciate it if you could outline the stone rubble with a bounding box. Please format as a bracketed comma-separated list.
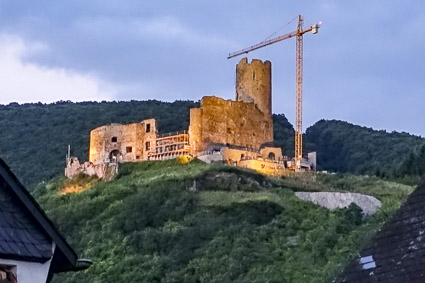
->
[295, 192, 382, 215]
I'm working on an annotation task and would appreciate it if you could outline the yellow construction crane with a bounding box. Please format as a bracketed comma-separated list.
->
[228, 15, 320, 169]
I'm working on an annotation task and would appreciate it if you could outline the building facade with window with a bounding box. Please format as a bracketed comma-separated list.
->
[88, 118, 157, 164]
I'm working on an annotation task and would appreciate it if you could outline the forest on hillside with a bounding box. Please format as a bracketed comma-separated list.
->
[34, 161, 413, 283]
[0, 101, 424, 189]
[305, 120, 425, 182]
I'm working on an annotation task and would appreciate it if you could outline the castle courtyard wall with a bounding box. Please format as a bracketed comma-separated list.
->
[189, 96, 273, 153]
[141, 119, 157, 160]
[89, 123, 143, 164]
[260, 146, 283, 161]
[239, 159, 285, 176]
[221, 147, 259, 164]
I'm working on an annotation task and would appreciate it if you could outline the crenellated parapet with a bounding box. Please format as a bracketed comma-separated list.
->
[236, 57, 272, 117]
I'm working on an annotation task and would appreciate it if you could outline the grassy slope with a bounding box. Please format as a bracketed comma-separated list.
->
[34, 160, 413, 283]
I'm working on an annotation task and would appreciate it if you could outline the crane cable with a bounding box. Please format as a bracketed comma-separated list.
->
[264, 15, 298, 41]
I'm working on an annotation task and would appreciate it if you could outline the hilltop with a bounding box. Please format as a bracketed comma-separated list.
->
[0, 101, 423, 189]
[305, 119, 425, 181]
[34, 159, 413, 282]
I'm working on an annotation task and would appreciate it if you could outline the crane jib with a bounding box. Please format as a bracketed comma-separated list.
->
[227, 31, 297, 59]
[227, 25, 316, 59]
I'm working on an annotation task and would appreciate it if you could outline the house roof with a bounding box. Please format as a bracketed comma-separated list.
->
[0, 158, 78, 272]
[336, 179, 425, 282]
[0, 176, 52, 262]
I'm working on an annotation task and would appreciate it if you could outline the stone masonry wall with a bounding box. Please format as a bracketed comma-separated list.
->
[89, 123, 143, 164]
[188, 108, 203, 154]
[189, 96, 273, 153]
[236, 58, 272, 117]
[141, 119, 157, 160]
[89, 119, 157, 164]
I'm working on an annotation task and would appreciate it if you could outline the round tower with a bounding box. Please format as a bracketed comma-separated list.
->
[236, 57, 272, 116]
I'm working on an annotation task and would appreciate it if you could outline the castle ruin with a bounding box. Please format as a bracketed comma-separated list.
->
[66, 58, 313, 179]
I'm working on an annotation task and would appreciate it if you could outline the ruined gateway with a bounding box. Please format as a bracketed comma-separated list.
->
[66, 58, 312, 179]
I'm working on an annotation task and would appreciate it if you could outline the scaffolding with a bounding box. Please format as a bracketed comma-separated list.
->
[148, 131, 191, 161]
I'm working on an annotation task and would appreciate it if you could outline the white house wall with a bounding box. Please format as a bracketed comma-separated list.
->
[0, 258, 52, 283]
[0, 243, 55, 283]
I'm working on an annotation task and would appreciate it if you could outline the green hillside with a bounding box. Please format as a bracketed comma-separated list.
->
[305, 119, 425, 178]
[34, 160, 413, 283]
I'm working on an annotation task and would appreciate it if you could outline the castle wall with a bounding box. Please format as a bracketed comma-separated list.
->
[89, 123, 142, 164]
[239, 159, 285, 176]
[141, 119, 157, 160]
[221, 147, 259, 164]
[65, 157, 117, 180]
[260, 146, 283, 161]
[89, 119, 157, 164]
[188, 108, 202, 154]
[189, 96, 273, 153]
[236, 58, 272, 116]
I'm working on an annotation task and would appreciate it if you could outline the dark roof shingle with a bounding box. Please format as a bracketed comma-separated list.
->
[0, 157, 79, 272]
[336, 180, 425, 282]
[0, 177, 52, 262]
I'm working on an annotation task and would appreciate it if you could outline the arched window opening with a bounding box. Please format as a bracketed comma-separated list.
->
[110, 150, 120, 162]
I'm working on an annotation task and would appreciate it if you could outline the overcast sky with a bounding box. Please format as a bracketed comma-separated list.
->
[0, 1, 424, 136]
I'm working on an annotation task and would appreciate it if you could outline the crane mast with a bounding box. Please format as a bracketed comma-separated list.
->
[228, 15, 320, 170]
[295, 15, 303, 168]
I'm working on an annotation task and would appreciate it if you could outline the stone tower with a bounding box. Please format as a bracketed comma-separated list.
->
[236, 58, 272, 116]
